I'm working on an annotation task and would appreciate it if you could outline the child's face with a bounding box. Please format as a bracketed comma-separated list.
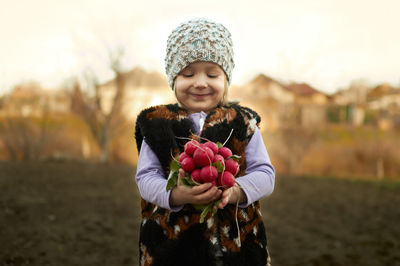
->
[174, 61, 226, 113]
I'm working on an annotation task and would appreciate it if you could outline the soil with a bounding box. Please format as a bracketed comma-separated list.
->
[1, 161, 399, 266]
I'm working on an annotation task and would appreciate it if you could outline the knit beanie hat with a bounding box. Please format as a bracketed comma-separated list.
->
[165, 18, 235, 89]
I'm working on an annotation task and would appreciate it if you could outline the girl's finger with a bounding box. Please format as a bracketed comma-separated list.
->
[177, 169, 186, 186]
[178, 168, 185, 178]
[191, 182, 213, 195]
[219, 189, 231, 209]
[194, 186, 219, 203]
[214, 189, 222, 201]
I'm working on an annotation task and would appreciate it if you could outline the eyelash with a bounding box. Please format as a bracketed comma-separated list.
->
[182, 74, 218, 78]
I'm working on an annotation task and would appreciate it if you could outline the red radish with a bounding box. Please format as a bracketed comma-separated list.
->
[212, 154, 225, 167]
[218, 147, 232, 159]
[225, 158, 239, 176]
[211, 180, 218, 187]
[191, 169, 202, 183]
[179, 152, 190, 164]
[203, 141, 218, 155]
[184, 140, 199, 156]
[193, 146, 214, 167]
[219, 171, 235, 187]
[200, 166, 218, 183]
[181, 157, 195, 172]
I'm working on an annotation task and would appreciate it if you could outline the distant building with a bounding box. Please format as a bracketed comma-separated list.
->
[237, 74, 294, 104]
[366, 83, 400, 129]
[329, 81, 372, 126]
[286, 82, 329, 127]
[231, 75, 333, 129]
[367, 83, 400, 110]
[332, 80, 369, 105]
[286, 82, 329, 106]
[1, 82, 70, 117]
[230, 74, 295, 131]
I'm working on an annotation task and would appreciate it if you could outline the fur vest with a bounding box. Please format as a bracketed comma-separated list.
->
[135, 103, 270, 266]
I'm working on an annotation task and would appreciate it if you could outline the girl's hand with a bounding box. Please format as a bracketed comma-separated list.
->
[170, 169, 222, 207]
[217, 184, 247, 209]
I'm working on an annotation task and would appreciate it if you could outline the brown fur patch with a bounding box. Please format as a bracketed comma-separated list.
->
[140, 243, 154, 266]
[218, 204, 264, 253]
[203, 107, 237, 130]
[218, 206, 241, 252]
[189, 133, 200, 142]
[141, 199, 156, 219]
[146, 105, 184, 120]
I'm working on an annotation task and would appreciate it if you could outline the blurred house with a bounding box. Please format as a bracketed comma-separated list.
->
[0, 82, 70, 117]
[367, 83, 400, 110]
[230, 74, 294, 131]
[239, 74, 294, 104]
[231, 74, 332, 130]
[328, 81, 400, 128]
[286, 82, 329, 105]
[366, 83, 400, 129]
[98, 67, 174, 120]
[330, 81, 370, 126]
[286, 82, 329, 128]
[333, 80, 369, 105]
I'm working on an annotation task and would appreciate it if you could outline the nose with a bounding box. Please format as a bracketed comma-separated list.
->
[193, 74, 207, 89]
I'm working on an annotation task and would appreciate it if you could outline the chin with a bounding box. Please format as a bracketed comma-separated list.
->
[192, 107, 207, 113]
[183, 101, 219, 113]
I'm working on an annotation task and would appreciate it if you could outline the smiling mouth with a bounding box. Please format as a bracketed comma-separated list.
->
[191, 93, 211, 97]
[191, 94, 210, 100]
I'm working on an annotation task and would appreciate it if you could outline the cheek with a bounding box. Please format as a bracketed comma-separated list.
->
[175, 77, 191, 90]
[213, 79, 226, 95]
[174, 82, 186, 96]
[174, 89, 185, 101]
[174, 86, 191, 103]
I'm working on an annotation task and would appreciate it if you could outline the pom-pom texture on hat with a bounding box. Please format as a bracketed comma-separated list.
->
[165, 18, 235, 89]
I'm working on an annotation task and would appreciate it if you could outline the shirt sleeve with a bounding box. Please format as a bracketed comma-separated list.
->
[135, 139, 184, 212]
[235, 127, 275, 208]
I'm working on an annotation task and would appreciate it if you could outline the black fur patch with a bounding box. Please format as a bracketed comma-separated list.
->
[222, 232, 268, 266]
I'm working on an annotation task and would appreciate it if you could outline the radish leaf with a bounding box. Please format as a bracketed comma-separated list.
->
[166, 170, 178, 191]
[212, 161, 224, 172]
[170, 159, 180, 172]
[228, 154, 241, 162]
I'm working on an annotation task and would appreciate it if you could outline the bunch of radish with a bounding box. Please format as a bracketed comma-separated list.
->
[166, 138, 241, 223]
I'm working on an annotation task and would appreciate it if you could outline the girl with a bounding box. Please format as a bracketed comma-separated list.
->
[135, 18, 275, 266]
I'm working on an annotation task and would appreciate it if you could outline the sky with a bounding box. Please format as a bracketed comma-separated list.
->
[1, 0, 399, 95]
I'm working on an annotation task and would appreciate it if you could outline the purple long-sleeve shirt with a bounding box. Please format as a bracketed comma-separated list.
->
[135, 111, 275, 211]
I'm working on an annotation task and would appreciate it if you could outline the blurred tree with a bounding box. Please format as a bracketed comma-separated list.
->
[70, 46, 127, 162]
[0, 82, 64, 160]
[1, 99, 54, 160]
